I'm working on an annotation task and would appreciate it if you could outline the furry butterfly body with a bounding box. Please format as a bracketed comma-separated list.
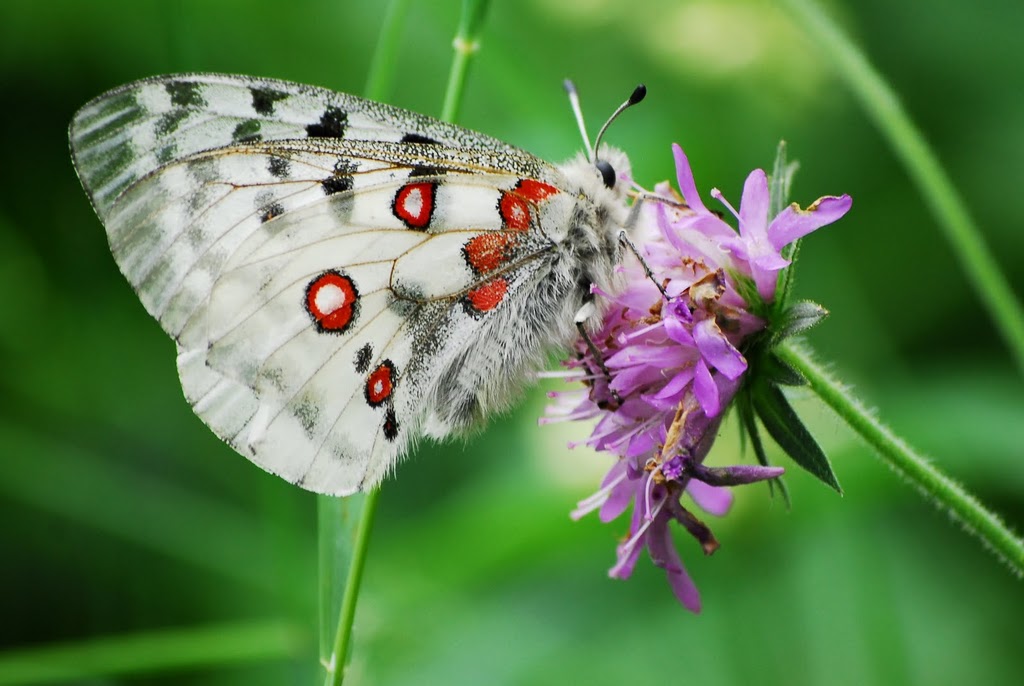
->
[70, 73, 633, 495]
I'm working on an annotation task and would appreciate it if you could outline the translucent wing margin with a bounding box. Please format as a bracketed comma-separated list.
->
[70, 72, 524, 217]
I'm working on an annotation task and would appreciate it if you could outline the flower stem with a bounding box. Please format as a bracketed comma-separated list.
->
[320, 490, 379, 686]
[778, 342, 1024, 577]
[363, 0, 413, 102]
[318, 2, 492, 684]
[441, 0, 492, 123]
[781, 0, 1024, 376]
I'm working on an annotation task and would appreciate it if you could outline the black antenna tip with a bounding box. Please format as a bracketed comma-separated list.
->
[563, 79, 578, 96]
[629, 84, 647, 105]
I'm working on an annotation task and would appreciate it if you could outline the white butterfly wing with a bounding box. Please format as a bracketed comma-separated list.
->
[70, 74, 571, 494]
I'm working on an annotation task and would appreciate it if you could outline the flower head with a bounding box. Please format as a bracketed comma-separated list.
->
[542, 144, 851, 610]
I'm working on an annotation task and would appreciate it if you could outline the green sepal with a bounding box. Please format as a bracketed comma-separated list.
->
[751, 378, 842, 494]
[737, 389, 791, 506]
[761, 351, 807, 387]
[769, 141, 802, 311]
[772, 300, 830, 343]
[768, 140, 799, 219]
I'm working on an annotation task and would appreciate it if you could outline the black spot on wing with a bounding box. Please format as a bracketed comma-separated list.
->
[233, 119, 262, 143]
[155, 109, 190, 137]
[322, 159, 358, 195]
[260, 202, 285, 223]
[409, 165, 446, 178]
[250, 87, 288, 115]
[306, 106, 348, 139]
[355, 343, 373, 373]
[322, 175, 353, 195]
[268, 156, 291, 178]
[383, 408, 399, 441]
[156, 144, 177, 164]
[401, 133, 440, 145]
[165, 81, 204, 108]
[294, 395, 320, 438]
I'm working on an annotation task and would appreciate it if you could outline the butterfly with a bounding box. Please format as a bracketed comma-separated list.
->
[69, 73, 645, 495]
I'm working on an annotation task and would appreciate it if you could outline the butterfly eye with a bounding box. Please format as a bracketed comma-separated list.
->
[596, 160, 616, 189]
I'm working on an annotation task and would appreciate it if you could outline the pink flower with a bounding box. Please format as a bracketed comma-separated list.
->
[541, 144, 851, 610]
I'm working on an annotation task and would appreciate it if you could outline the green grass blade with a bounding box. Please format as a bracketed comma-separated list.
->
[781, 0, 1024, 375]
[0, 620, 306, 686]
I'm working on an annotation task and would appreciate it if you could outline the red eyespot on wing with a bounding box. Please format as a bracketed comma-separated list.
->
[306, 270, 359, 333]
[465, 277, 508, 314]
[499, 192, 531, 231]
[393, 181, 436, 229]
[365, 360, 397, 407]
[463, 233, 519, 275]
[516, 179, 559, 202]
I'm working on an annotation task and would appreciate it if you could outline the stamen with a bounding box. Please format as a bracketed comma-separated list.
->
[710, 188, 741, 221]
[538, 408, 595, 424]
[571, 469, 628, 520]
[610, 497, 666, 577]
[643, 472, 657, 521]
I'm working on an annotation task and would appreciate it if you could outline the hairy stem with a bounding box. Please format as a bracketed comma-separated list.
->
[778, 342, 1024, 577]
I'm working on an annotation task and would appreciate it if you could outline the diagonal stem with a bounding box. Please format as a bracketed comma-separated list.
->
[781, 0, 1024, 376]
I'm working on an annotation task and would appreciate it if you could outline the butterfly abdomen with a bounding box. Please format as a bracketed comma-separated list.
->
[418, 160, 630, 439]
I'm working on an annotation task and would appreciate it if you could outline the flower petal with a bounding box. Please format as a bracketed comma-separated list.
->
[647, 518, 701, 612]
[664, 314, 696, 346]
[651, 367, 695, 401]
[768, 194, 852, 250]
[672, 143, 709, 214]
[599, 475, 635, 523]
[738, 168, 770, 241]
[693, 318, 747, 380]
[693, 358, 720, 417]
[687, 480, 734, 516]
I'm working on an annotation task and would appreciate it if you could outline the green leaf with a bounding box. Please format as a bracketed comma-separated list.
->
[772, 300, 830, 343]
[0, 620, 306, 686]
[751, 379, 842, 493]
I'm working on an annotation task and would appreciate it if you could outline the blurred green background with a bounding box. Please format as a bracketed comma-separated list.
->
[2, 0, 1023, 684]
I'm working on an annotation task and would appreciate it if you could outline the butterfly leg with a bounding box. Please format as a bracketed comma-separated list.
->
[618, 191, 688, 297]
[574, 301, 622, 409]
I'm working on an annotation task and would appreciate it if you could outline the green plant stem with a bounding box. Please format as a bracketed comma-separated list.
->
[441, 0, 492, 123]
[321, 490, 379, 686]
[318, 3, 492, 685]
[781, 0, 1024, 376]
[778, 343, 1024, 577]
[0, 620, 305, 686]
[363, 0, 412, 102]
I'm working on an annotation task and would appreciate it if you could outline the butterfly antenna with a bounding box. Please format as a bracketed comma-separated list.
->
[563, 79, 594, 160]
[592, 84, 646, 162]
